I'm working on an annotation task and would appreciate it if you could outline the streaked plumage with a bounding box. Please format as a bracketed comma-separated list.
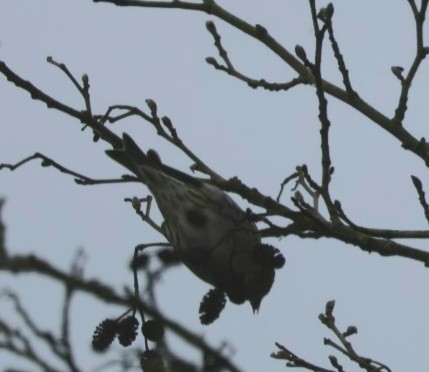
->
[107, 133, 282, 312]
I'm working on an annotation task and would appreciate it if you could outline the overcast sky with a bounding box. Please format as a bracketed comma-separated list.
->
[1, 1, 429, 371]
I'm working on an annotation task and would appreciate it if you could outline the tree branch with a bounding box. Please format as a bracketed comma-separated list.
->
[90, 0, 429, 167]
[0, 254, 241, 372]
[0, 152, 139, 185]
[394, 0, 429, 123]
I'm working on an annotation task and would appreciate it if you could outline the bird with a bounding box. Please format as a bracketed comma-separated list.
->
[106, 133, 284, 313]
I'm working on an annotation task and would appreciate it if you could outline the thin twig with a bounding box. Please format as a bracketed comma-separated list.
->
[271, 342, 335, 372]
[394, 0, 429, 123]
[0, 253, 242, 372]
[276, 171, 299, 202]
[205, 21, 308, 91]
[0, 152, 139, 185]
[60, 287, 80, 372]
[334, 199, 429, 238]
[125, 196, 165, 235]
[308, 0, 338, 222]
[411, 175, 429, 225]
[207, 57, 306, 91]
[319, 301, 391, 372]
[0, 316, 59, 371]
[320, 5, 357, 99]
[0, 61, 123, 148]
[47, 56, 84, 94]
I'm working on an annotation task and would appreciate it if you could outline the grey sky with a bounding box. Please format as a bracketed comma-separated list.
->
[1, 1, 429, 371]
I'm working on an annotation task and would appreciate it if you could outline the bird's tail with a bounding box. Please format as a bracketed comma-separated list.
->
[107, 133, 203, 188]
[106, 133, 156, 175]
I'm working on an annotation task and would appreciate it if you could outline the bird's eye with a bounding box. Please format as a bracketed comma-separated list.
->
[186, 209, 208, 228]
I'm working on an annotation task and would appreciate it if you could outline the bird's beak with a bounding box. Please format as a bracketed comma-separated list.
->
[251, 299, 261, 314]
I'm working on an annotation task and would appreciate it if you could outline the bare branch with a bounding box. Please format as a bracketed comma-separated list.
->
[0, 317, 59, 371]
[411, 175, 429, 225]
[308, 0, 338, 222]
[0, 253, 242, 372]
[273, 301, 391, 371]
[89, 0, 429, 168]
[319, 301, 391, 371]
[0, 61, 123, 148]
[322, 5, 358, 99]
[206, 56, 306, 92]
[276, 171, 299, 202]
[394, 0, 429, 123]
[271, 342, 335, 372]
[2, 66, 429, 266]
[205, 21, 307, 91]
[0, 200, 6, 260]
[0, 152, 138, 185]
[125, 196, 165, 235]
[47, 56, 85, 95]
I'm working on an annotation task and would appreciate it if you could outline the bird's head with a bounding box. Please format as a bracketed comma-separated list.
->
[245, 264, 275, 314]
